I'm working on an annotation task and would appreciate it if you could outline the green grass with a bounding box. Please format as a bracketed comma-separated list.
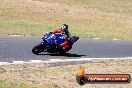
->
[0, 20, 55, 36]
[0, 17, 131, 39]
[0, 0, 132, 39]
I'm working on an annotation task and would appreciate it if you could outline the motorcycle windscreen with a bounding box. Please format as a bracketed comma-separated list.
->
[43, 33, 51, 39]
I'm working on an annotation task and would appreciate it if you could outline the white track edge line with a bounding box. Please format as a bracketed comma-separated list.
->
[10, 35, 22, 37]
[0, 57, 132, 65]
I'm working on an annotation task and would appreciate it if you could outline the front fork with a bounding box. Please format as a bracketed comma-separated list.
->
[39, 42, 47, 51]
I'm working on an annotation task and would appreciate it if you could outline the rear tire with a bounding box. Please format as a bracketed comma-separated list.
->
[32, 44, 42, 55]
[58, 50, 66, 55]
[65, 45, 72, 52]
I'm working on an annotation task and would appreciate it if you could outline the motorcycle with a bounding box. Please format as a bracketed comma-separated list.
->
[32, 32, 79, 55]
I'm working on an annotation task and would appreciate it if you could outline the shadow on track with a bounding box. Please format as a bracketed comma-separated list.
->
[37, 53, 86, 57]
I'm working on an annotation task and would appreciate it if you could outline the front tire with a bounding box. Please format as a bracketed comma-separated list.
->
[32, 44, 42, 55]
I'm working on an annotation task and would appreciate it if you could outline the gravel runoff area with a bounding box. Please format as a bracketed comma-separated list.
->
[0, 59, 132, 88]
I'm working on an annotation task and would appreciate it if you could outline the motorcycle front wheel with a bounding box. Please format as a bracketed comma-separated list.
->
[32, 44, 43, 55]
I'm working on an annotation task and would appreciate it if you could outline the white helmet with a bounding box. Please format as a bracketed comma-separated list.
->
[61, 24, 68, 32]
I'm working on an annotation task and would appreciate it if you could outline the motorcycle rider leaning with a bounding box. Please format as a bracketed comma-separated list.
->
[51, 24, 71, 51]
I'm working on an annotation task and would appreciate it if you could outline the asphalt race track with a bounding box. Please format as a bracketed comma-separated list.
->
[0, 36, 132, 62]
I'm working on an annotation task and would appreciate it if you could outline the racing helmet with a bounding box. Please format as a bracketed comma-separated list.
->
[61, 24, 68, 32]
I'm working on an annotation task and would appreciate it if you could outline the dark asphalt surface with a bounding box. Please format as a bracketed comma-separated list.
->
[0, 36, 132, 62]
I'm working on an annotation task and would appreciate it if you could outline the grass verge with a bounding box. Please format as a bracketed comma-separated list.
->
[0, 59, 132, 88]
[0, 0, 132, 39]
[0, 80, 33, 88]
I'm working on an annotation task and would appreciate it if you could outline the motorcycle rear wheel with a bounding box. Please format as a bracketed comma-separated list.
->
[58, 51, 66, 55]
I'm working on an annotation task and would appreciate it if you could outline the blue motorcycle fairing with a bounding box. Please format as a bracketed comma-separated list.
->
[43, 33, 65, 46]
[45, 39, 55, 45]
[69, 36, 79, 45]
[70, 38, 74, 45]
[54, 34, 65, 43]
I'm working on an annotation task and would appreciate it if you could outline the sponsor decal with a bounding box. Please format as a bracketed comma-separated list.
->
[76, 65, 131, 85]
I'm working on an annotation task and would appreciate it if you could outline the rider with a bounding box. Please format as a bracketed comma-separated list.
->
[52, 24, 71, 51]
